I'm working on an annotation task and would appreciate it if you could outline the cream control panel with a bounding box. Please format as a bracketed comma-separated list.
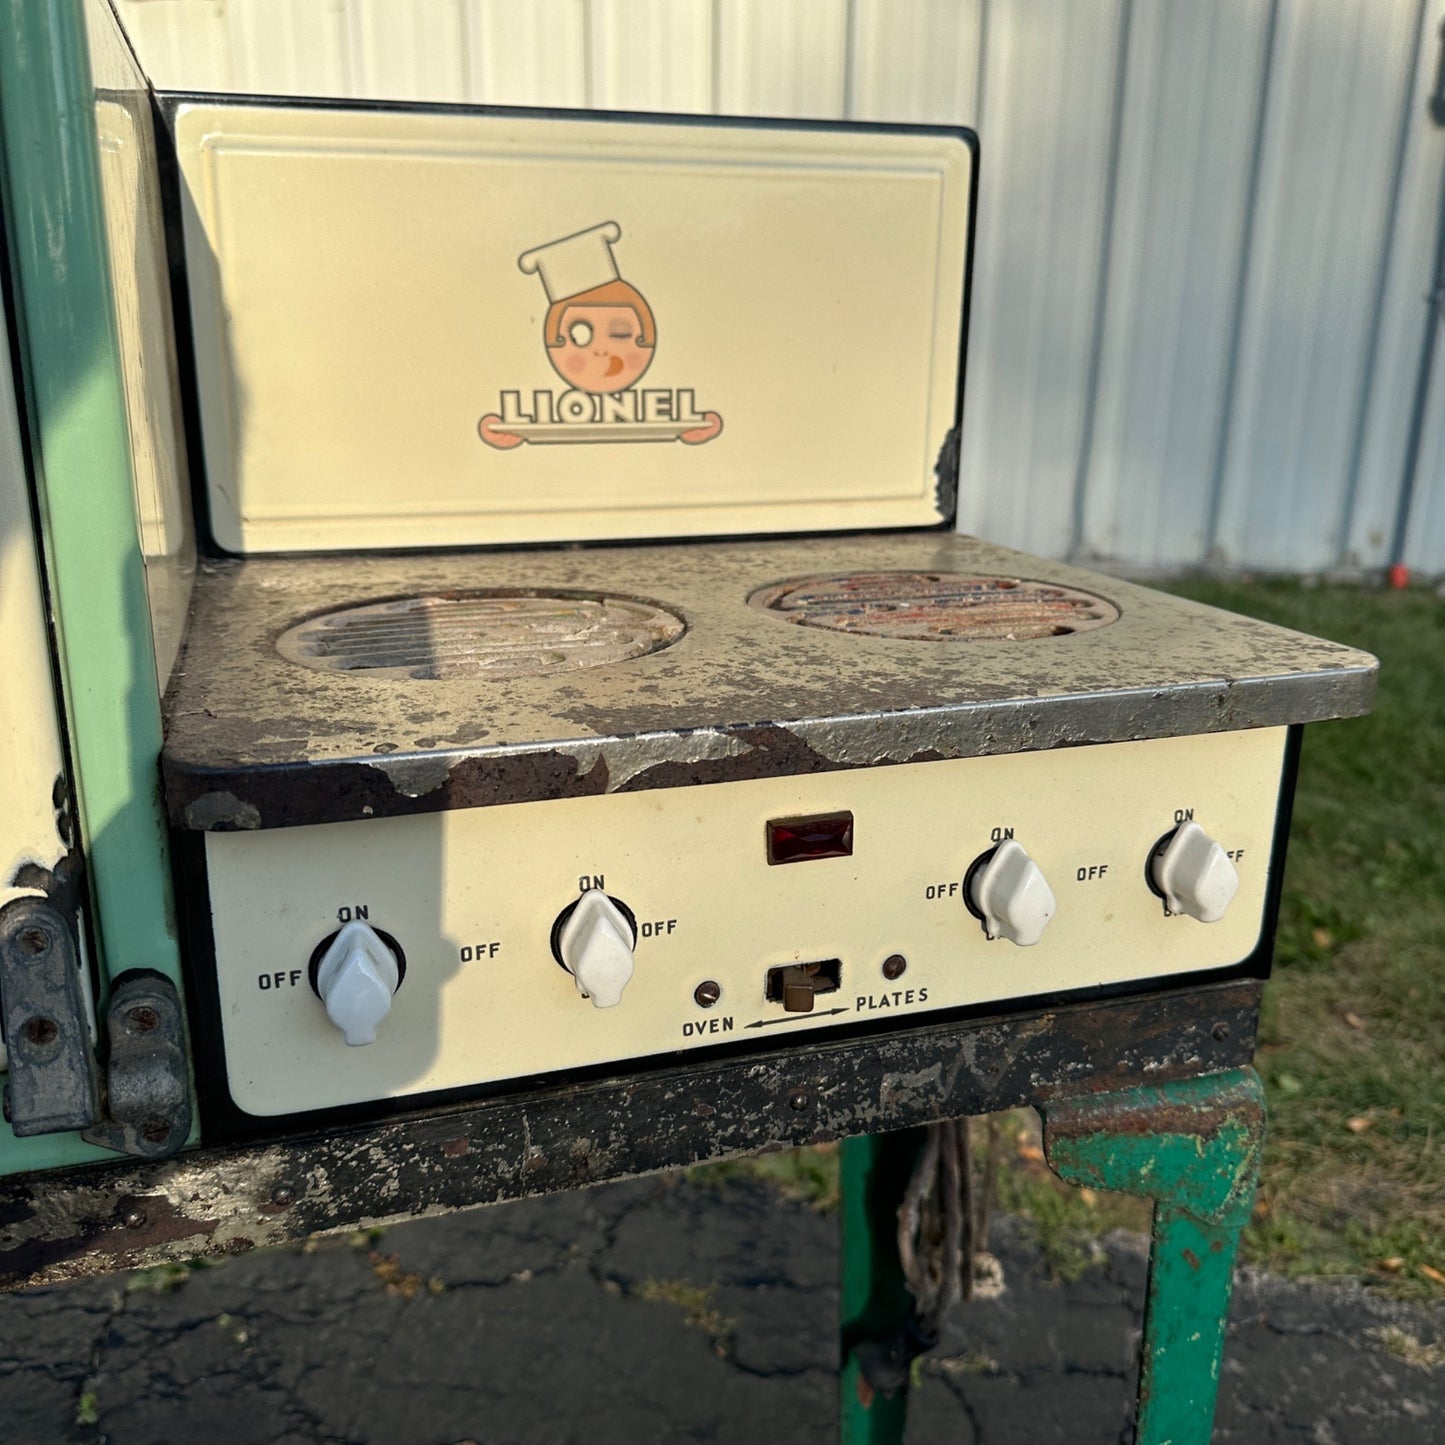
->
[204, 728, 1288, 1117]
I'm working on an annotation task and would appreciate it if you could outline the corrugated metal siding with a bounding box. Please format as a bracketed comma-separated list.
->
[588, 0, 713, 112]
[1078, 1, 1273, 568]
[1210, 0, 1423, 571]
[846, 0, 982, 125]
[957, 1, 1126, 563]
[112, 0, 1445, 574]
[1356, 0, 1445, 573]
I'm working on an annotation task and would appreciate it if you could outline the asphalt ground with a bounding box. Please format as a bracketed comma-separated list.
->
[2, 1172, 1441, 1443]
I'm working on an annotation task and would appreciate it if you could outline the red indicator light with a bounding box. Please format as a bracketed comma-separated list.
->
[767, 812, 854, 865]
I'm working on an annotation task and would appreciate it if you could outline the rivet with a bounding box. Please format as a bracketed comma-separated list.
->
[788, 1087, 810, 1112]
[882, 954, 907, 981]
[693, 980, 721, 1009]
[1211, 1022, 1231, 1042]
[123, 1209, 147, 1229]
[270, 1184, 296, 1207]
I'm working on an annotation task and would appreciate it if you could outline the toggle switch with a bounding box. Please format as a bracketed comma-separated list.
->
[312, 920, 402, 1046]
[557, 892, 637, 1008]
[966, 840, 1056, 946]
[1149, 821, 1239, 923]
[764, 958, 842, 1013]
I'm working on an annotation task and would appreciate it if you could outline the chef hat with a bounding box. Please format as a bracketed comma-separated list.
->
[518, 222, 623, 304]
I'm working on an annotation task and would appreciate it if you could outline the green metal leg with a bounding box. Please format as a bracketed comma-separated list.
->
[839, 1129, 929, 1445]
[1041, 1068, 1266, 1445]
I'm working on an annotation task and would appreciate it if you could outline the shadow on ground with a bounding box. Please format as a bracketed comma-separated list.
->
[2, 1173, 1441, 1443]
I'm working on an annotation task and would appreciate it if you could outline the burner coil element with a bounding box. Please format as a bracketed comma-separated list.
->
[748, 571, 1119, 641]
[277, 590, 685, 680]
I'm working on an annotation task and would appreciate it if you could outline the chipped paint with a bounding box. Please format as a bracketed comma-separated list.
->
[1, 978, 1260, 1289]
[161, 534, 1375, 832]
[1042, 1069, 1267, 1445]
[367, 755, 454, 798]
[183, 791, 261, 831]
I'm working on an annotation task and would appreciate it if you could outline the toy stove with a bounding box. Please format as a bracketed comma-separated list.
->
[150, 99, 1375, 1135]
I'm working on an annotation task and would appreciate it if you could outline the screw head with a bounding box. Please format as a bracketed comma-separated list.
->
[693, 980, 721, 1009]
[1211, 1021, 1231, 1042]
[140, 1117, 171, 1145]
[15, 927, 49, 957]
[22, 1017, 58, 1046]
[126, 1006, 160, 1034]
[788, 1087, 810, 1112]
[882, 954, 907, 981]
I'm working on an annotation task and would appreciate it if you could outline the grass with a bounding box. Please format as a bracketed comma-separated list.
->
[1368, 1325, 1445, 1370]
[685, 1140, 842, 1211]
[633, 1278, 735, 1354]
[688, 581, 1445, 1298]
[1162, 577, 1445, 1298]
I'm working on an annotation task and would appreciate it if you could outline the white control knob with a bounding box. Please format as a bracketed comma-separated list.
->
[1152, 821, 1239, 923]
[315, 920, 401, 1046]
[558, 892, 636, 1008]
[968, 840, 1056, 946]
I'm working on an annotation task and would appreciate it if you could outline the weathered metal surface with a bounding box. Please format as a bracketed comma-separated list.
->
[0, 977, 1259, 1290]
[161, 534, 1375, 831]
[82, 971, 192, 1160]
[0, 900, 100, 1135]
[1042, 1068, 1267, 1445]
[1042, 1067, 1265, 1227]
[746, 571, 1120, 639]
[276, 590, 687, 681]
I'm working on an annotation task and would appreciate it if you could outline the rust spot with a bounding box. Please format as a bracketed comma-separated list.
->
[1048, 1088, 1263, 1145]
[748, 572, 1119, 641]
[1210, 1238, 1225, 1253]
[441, 1137, 470, 1159]
[1, 975, 1264, 1289]
[1182, 1247, 1201, 1271]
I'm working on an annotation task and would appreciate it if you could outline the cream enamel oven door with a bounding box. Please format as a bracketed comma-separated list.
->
[202, 729, 1290, 1120]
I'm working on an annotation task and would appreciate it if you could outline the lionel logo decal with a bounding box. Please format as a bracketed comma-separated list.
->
[478, 222, 723, 450]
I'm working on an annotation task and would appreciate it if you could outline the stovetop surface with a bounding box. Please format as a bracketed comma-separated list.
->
[161, 532, 1375, 831]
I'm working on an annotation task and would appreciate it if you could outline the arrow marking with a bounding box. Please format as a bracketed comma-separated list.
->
[745, 1007, 851, 1029]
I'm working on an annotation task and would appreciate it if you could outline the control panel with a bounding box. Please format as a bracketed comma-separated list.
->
[202, 728, 1288, 1117]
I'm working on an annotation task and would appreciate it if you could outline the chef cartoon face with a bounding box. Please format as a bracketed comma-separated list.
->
[544, 278, 656, 395]
[478, 220, 722, 450]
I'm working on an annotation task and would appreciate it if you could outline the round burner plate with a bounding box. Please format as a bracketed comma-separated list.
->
[747, 571, 1119, 641]
[277, 590, 686, 680]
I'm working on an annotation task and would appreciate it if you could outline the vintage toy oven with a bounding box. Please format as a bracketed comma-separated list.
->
[1, 2, 1374, 1290]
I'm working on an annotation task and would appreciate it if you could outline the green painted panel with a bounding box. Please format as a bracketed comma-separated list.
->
[1043, 1069, 1266, 1445]
[0, 0, 186, 1174]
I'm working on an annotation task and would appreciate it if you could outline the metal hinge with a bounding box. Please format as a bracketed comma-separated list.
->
[1, 899, 191, 1158]
[82, 971, 192, 1158]
[0, 898, 101, 1134]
